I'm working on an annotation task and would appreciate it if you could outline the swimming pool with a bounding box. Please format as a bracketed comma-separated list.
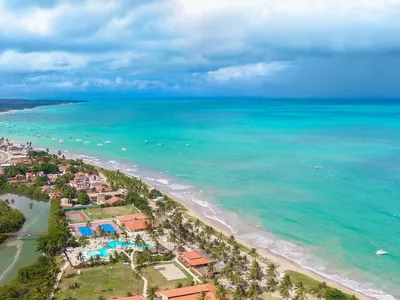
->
[84, 247, 109, 258]
[78, 226, 93, 237]
[107, 240, 150, 249]
[100, 223, 117, 233]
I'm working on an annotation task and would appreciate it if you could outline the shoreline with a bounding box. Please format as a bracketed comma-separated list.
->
[174, 196, 372, 300]
[79, 154, 377, 300]
[0, 107, 395, 300]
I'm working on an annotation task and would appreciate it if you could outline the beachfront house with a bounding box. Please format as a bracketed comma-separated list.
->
[156, 284, 226, 300]
[178, 250, 216, 277]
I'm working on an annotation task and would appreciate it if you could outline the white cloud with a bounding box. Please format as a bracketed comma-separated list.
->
[207, 62, 290, 82]
[0, 50, 87, 72]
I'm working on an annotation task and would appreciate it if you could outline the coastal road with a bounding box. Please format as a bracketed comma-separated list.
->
[0, 150, 10, 163]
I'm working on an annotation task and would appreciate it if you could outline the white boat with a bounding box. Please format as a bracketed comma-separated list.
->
[186, 143, 190, 147]
[76, 139, 82, 142]
[59, 139, 64, 144]
[97, 143, 103, 147]
[84, 141, 90, 145]
[121, 148, 127, 151]
[104, 141, 112, 144]
[158, 143, 163, 146]
[376, 250, 388, 255]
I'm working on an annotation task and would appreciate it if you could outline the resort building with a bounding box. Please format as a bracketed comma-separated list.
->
[87, 191, 125, 203]
[179, 250, 213, 268]
[98, 196, 125, 205]
[156, 284, 225, 300]
[178, 250, 217, 278]
[116, 214, 149, 232]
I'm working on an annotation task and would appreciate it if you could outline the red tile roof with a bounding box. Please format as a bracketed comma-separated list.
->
[116, 214, 147, 222]
[123, 219, 148, 231]
[180, 251, 211, 267]
[156, 284, 223, 300]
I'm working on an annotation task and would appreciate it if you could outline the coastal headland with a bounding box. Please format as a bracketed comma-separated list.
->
[0, 99, 85, 113]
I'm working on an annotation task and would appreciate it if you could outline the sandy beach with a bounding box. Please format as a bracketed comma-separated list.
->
[161, 189, 373, 300]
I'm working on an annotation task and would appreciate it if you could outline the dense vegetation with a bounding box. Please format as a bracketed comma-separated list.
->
[0, 99, 84, 113]
[0, 200, 25, 243]
[0, 178, 49, 201]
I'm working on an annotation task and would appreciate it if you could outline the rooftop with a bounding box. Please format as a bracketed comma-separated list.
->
[156, 284, 223, 300]
[179, 251, 211, 267]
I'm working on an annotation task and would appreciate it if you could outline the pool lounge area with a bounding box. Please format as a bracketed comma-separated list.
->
[82, 240, 150, 259]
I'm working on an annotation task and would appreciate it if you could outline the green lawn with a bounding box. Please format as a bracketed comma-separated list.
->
[85, 205, 139, 220]
[56, 264, 143, 300]
[143, 263, 194, 290]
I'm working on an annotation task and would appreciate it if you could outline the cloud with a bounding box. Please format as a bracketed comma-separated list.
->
[206, 62, 290, 82]
[0, 0, 399, 97]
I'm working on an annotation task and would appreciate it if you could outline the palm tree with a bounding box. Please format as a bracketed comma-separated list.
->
[279, 274, 293, 300]
[246, 282, 262, 299]
[196, 290, 210, 300]
[207, 263, 215, 278]
[98, 296, 106, 300]
[312, 282, 327, 299]
[216, 284, 227, 300]
[147, 286, 157, 300]
[95, 254, 101, 265]
[76, 251, 83, 264]
[294, 282, 308, 300]
[233, 285, 246, 300]
[132, 269, 142, 295]
[249, 248, 258, 260]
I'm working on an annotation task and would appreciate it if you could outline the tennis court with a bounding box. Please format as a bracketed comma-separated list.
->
[100, 223, 117, 233]
[78, 226, 94, 237]
[65, 210, 89, 223]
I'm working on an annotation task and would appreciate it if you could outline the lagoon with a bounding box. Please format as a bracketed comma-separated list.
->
[0, 194, 50, 285]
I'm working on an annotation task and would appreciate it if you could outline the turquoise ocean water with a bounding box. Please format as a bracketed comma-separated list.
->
[1, 98, 399, 299]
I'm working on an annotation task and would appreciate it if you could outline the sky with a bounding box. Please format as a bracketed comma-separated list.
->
[0, 0, 400, 99]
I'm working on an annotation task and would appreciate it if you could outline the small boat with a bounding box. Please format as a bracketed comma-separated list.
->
[59, 139, 64, 144]
[97, 143, 103, 147]
[121, 148, 127, 151]
[376, 250, 388, 255]
[158, 143, 163, 146]
[186, 143, 190, 147]
[76, 139, 82, 142]
[84, 141, 90, 145]
[104, 141, 112, 144]
[144, 140, 148, 143]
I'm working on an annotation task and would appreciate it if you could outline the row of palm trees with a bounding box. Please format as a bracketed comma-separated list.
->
[148, 201, 350, 300]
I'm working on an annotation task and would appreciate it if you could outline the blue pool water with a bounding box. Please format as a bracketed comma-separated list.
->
[100, 223, 117, 233]
[78, 226, 93, 237]
[107, 240, 150, 249]
[85, 247, 109, 258]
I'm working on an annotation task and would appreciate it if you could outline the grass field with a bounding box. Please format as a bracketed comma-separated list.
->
[85, 205, 139, 220]
[144, 263, 194, 290]
[56, 264, 143, 300]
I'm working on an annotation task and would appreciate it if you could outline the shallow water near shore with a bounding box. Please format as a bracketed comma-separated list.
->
[1, 98, 400, 299]
[0, 194, 50, 285]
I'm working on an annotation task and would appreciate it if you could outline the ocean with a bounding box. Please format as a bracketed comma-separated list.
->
[1, 98, 399, 299]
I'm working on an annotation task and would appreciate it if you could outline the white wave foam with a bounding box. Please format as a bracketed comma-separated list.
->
[168, 183, 191, 190]
[156, 179, 169, 185]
